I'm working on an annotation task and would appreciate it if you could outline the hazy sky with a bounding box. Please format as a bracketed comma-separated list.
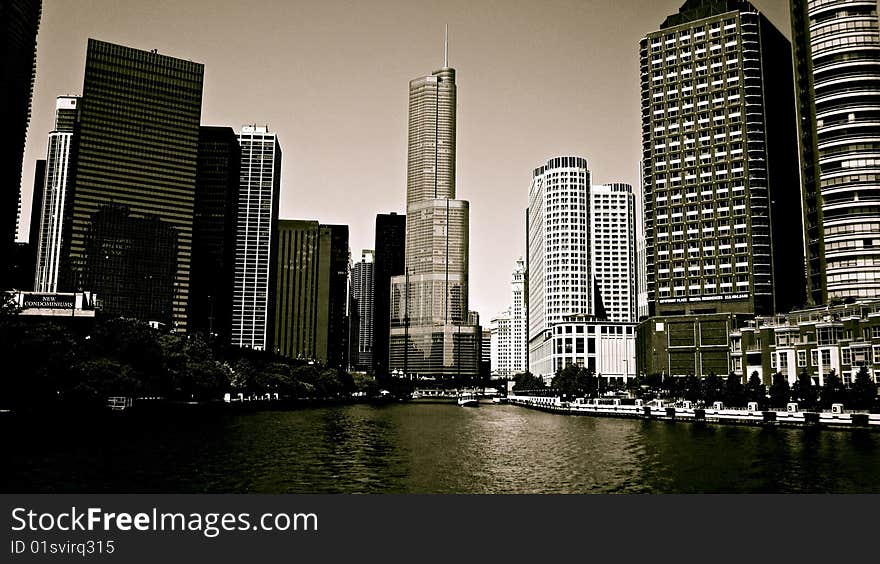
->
[20, 0, 790, 320]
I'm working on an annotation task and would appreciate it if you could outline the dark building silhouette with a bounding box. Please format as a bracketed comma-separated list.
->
[273, 221, 350, 369]
[1, 0, 41, 285]
[189, 126, 240, 342]
[320, 224, 350, 370]
[83, 205, 178, 326]
[372, 212, 406, 378]
[60, 39, 204, 331]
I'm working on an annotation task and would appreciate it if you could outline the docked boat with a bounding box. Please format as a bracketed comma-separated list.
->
[457, 393, 479, 407]
[492, 397, 508, 404]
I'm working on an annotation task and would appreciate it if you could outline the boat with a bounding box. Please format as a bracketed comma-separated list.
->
[457, 393, 479, 407]
[492, 397, 508, 404]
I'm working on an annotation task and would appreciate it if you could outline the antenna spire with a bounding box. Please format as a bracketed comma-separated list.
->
[444, 24, 448, 67]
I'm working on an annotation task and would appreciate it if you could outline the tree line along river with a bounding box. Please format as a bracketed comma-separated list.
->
[4, 402, 880, 493]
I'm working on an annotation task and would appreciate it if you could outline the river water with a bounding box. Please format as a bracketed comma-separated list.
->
[5, 403, 880, 493]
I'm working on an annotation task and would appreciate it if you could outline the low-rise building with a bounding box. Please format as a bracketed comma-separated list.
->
[731, 300, 880, 386]
[544, 315, 636, 386]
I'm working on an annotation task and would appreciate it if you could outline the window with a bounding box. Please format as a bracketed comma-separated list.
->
[842, 348, 851, 366]
[771, 353, 777, 369]
[798, 350, 807, 368]
[810, 350, 818, 367]
[873, 345, 880, 364]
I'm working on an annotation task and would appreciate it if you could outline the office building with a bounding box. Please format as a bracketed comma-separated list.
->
[510, 258, 527, 374]
[527, 156, 592, 378]
[189, 126, 240, 341]
[1, 0, 41, 285]
[389, 41, 481, 379]
[351, 250, 375, 371]
[591, 183, 637, 323]
[791, 0, 880, 303]
[548, 317, 637, 385]
[34, 96, 79, 293]
[60, 39, 204, 331]
[372, 212, 406, 378]
[273, 220, 349, 368]
[640, 0, 804, 319]
[490, 309, 512, 377]
[232, 125, 281, 350]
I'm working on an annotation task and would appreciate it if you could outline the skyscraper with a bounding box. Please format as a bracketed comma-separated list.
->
[639, 0, 803, 318]
[232, 125, 281, 351]
[351, 250, 375, 371]
[490, 309, 512, 377]
[273, 220, 349, 368]
[527, 156, 592, 377]
[636, 0, 805, 378]
[190, 126, 240, 341]
[61, 39, 204, 330]
[389, 36, 480, 379]
[591, 183, 636, 323]
[372, 212, 406, 378]
[274, 220, 321, 361]
[1, 0, 41, 285]
[318, 224, 350, 369]
[34, 96, 79, 293]
[791, 0, 880, 303]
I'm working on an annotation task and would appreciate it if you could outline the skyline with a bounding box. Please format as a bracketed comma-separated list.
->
[17, 0, 790, 320]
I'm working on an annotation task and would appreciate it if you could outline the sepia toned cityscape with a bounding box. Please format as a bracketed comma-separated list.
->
[4, 0, 880, 494]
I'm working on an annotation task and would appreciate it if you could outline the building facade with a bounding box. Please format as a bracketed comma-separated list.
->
[640, 0, 804, 319]
[636, 164, 650, 321]
[389, 56, 481, 379]
[189, 126, 240, 341]
[318, 224, 350, 370]
[591, 183, 637, 323]
[34, 96, 79, 293]
[351, 250, 375, 371]
[527, 156, 592, 378]
[510, 258, 527, 374]
[232, 125, 281, 351]
[731, 300, 880, 386]
[547, 317, 637, 385]
[791, 0, 880, 303]
[372, 213, 406, 378]
[490, 309, 512, 377]
[1, 0, 41, 285]
[59, 40, 204, 331]
[274, 220, 321, 361]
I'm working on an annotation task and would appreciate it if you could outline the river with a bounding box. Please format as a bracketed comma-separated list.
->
[4, 403, 880, 493]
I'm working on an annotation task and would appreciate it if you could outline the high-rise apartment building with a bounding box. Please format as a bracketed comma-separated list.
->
[34, 96, 79, 293]
[190, 126, 240, 341]
[591, 183, 636, 323]
[60, 39, 204, 330]
[1, 0, 41, 284]
[639, 0, 804, 319]
[372, 212, 406, 378]
[232, 125, 281, 350]
[389, 46, 481, 379]
[351, 250, 375, 371]
[636, 163, 650, 321]
[527, 156, 592, 377]
[791, 0, 880, 303]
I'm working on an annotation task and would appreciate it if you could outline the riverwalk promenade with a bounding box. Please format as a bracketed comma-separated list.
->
[508, 395, 880, 430]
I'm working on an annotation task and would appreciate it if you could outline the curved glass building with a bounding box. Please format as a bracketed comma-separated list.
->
[793, 0, 880, 302]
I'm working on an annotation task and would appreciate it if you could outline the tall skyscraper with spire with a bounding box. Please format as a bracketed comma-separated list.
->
[389, 29, 480, 380]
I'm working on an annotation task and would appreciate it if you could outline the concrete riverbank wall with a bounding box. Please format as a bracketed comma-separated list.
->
[508, 395, 880, 430]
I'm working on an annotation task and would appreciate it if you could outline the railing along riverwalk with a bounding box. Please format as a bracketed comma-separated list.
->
[507, 395, 880, 430]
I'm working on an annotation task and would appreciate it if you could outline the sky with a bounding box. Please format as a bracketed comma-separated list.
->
[19, 0, 790, 320]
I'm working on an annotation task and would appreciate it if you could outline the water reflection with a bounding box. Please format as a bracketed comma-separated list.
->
[3, 404, 880, 493]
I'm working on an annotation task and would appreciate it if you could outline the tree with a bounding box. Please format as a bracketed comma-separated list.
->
[512, 371, 545, 392]
[724, 372, 746, 407]
[851, 366, 878, 411]
[745, 371, 766, 408]
[768, 373, 790, 409]
[792, 368, 818, 410]
[820, 368, 846, 410]
[552, 365, 595, 398]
